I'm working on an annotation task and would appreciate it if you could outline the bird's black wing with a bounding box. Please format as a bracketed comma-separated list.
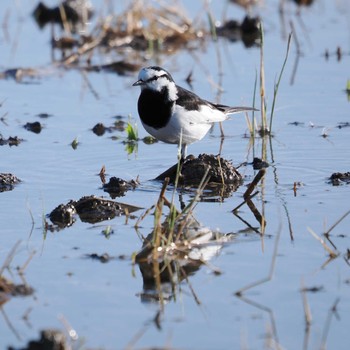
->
[176, 85, 256, 114]
[175, 85, 212, 111]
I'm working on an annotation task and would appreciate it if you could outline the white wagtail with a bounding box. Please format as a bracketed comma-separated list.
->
[133, 66, 256, 159]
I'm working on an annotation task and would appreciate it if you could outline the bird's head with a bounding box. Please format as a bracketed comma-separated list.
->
[133, 66, 178, 101]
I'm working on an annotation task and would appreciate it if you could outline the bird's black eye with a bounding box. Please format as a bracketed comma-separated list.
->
[146, 74, 168, 83]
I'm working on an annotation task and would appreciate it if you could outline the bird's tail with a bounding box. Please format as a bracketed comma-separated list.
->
[213, 104, 258, 115]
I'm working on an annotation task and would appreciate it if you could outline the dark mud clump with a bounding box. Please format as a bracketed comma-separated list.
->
[32, 1, 93, 30]
[85, 253, 112, 263]
[328, 172, 350, 186]
[92, 122, 109, 136]
[0, 135, 23, 146]
[49, 201, 77, 227]
[74, 196, 125, 223]
[252, 157, 269, 170]
[49, 195, 141, 228]
[0, 173, 21, 192]
[156, 154, 242, 185]
[216, 15, 261, 47]
[8, 329, 67, 350]
[103, 177, 139, 198]
[24, 121, 42, 134]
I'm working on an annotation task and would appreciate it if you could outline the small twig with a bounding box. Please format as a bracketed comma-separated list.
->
[300, 278, 312, 327]
[58, 314, 79, 341]
[1, 308, 21, 341]
[18, 250, 36, 275]
[307, 228, 339, 258]
[217, 155, 225, 186]
[58, 4, 72, 36]
[324, 210, 350, 236]
[134, 204, 155, 230]
[62, 34, 104, 65]
[244, 169, 266, 200]
[0, 240, 21, 277]
[179, 265, 201, 305]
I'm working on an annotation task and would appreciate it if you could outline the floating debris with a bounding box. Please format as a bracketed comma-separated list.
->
[36, 112, 52, 118]
[300, 285, 324, 293]
[92, 123, 108, 136]
[86, 252, 112, 263]
[91, 120, 127, 136]
[24, 121, 42, 134]
[337, 122, 350, 129]
[0, 173, 21, 192]
[328, 172, 350, 186]
[0, 135, 22, 146]
[0, 68, 40, 82]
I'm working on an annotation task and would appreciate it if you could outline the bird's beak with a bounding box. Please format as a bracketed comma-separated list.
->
[132, 79, 144, 86]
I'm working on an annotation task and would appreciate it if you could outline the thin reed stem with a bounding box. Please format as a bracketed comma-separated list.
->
[269, 32, 292, 131]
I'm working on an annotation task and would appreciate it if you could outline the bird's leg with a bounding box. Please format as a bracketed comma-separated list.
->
[218, 134, 224, 156]
[180, 144, 187, 162]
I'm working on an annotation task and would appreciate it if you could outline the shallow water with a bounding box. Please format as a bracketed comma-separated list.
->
[1, 0, 350, 349]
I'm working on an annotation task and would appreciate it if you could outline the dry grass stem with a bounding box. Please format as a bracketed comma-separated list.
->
[324, 209, 350, 236]
[134, 204, 155, 230]
[259, 22, 267, 133]
[307, 228, 339, 258]
[0, 240, 21, 277]
[18, 250, 36, 275]
[300, 278, 312, 327]
[179, 266, 201, 305]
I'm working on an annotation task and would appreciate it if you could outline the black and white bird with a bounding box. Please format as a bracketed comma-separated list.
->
[133, 66, 255, 159]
